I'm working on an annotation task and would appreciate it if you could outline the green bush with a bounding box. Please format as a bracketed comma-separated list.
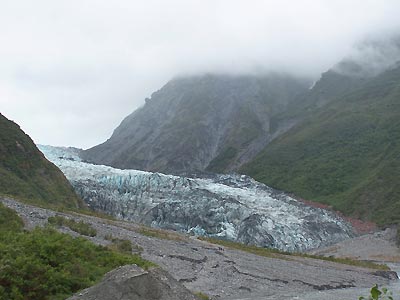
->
[48, 215, 97, 237]
[0, 227, 153, 300]
[105, 235, 143, 254]
[0, 203, 24, 233]
[360, 285, 393, 300]
[194, 291, 210, 300]
[113, 239, 133, 253]
[104, 233, 114, 240]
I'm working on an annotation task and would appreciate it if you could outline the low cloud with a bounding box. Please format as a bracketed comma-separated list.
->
[1, 0, 400, 148]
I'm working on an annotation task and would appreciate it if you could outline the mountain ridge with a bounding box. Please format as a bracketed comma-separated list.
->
[82, 73, 310, 173]
[241, 63, 400, 225]
[0, 113, 84, 209]
[81, 40, 400, 225]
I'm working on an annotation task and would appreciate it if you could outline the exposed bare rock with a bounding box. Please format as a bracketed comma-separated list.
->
[2, 197, 397, 300]
[68, 265, 199, 300]
[82, 74, 310, 174]
[309, 227, 400, 262]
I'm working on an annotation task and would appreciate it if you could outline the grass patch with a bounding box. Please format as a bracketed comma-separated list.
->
[295, 253, 390, 271]
[105, 235, 143, 254]
[48, 215, 97, 237]
[200, 237, 389, 270]
[137, 226, 185, 241]
[194, 291, 210, 300]
[65, 208, 117, 221]
[199, 237, 287, 259]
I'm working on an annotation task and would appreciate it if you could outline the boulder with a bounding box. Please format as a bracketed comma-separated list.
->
[68, 265, 200, 300]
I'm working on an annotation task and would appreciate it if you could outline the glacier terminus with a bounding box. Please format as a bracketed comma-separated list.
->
[39, 145, 354, 252]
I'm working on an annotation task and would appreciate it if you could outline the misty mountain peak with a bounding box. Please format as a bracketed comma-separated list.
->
[333, 35, 400, 78]
[82, 73, 310, 174]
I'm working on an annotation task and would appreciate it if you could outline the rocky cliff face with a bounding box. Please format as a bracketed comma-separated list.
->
[82, 74, 309, 174]
[40, 145, 354, 252]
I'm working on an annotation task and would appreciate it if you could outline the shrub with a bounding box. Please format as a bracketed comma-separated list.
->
[106, 236, 143, 254]
[0, 203, 24, 233]
[48, 215, 97, 237]
[104, 233, 113, 240]
[359, 285, 393, 300]
[0, 227, 154, 300]
[194, 291, 210, 300]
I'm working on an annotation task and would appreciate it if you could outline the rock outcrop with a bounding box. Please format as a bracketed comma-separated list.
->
[82, 74, 310, 174]
[68, 265, 199, 300]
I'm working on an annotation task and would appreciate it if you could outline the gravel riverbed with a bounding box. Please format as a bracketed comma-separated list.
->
[2, 197, 399, 300]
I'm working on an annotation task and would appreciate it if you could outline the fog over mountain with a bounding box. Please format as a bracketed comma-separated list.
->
[1, 0, 400, 148]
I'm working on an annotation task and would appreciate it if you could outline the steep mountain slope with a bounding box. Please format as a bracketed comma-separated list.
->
[82, 74, 309, 174]
[0, 113, 83, 208]
[272, 37, 400, 129]
[241, 64, 400, 225]
[269, 68, 366, 144]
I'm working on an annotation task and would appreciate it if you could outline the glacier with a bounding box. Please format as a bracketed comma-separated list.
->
[39, 145, 354, 252]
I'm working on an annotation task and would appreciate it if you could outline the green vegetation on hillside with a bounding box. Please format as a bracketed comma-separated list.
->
[48, 215, 97, 237]
[207, 146, 238, 172]
[206, 103, 266, 172]
[0, 113, 84, 209]
[242, 66, 400, 225]
[0, 202, 24, 232]
[0, 203, 153, 300]
[83, 74, 309, 173]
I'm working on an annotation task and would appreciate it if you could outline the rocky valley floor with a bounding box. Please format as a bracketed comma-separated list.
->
[2, 197, 399, 300]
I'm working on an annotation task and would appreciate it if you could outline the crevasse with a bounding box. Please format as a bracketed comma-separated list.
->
[38, 145, 353, 252]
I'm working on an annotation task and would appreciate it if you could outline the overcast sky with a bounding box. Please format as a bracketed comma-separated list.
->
[1, 0, 400, 149]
